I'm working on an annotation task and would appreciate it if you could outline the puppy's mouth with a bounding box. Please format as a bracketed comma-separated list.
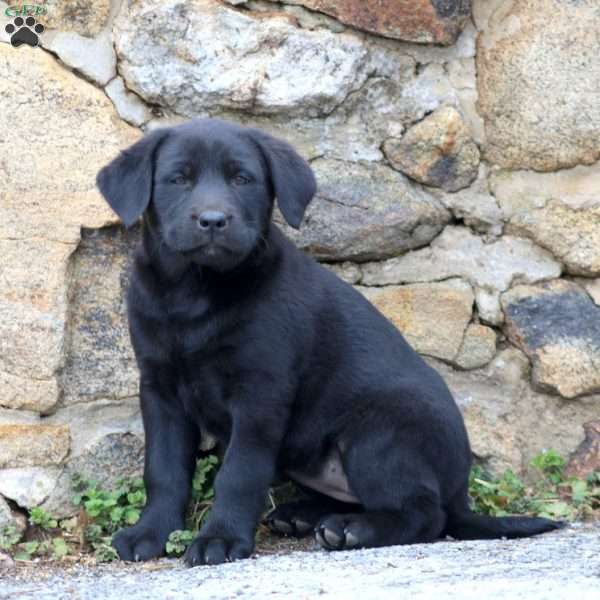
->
[181, 242, 232, 258]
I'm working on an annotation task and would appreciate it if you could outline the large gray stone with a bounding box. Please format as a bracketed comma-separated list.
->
[360, 226, 561, 324]
[0, 467, 62, 508]
[278, 160, 451, 261]
[115, 0, 371, 118]
[41, 30, 116, 86]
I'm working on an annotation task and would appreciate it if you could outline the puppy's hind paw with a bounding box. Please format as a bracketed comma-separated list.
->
[314, 514, 364, 551]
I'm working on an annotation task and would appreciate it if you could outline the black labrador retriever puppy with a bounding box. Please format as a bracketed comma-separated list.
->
[97, 118, 561, 566]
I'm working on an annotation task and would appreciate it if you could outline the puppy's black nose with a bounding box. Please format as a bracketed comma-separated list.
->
[195, 211, 230, 231]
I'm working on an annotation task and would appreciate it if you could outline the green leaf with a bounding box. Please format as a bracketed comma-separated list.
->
[15, 541, 39, 560]
[570, 479, 589, 504]
[110, 506, 125, 523]
[124, 508, 141, 525]
[94, 542, 119, 563]
[52, 537, 70, 558]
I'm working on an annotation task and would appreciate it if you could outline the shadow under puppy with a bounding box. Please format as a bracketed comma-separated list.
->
[96, 118, 562, 566]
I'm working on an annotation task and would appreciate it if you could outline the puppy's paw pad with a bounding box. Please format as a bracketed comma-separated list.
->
[315, 514, 364, 551]
[184, 535, 252, 567]
[293, 519, 313, 535]
[5, 16, 44, 47]
[264, 504, 321, 538]
[266, 515, 313, 536]
[111, 525, 167, 562]
[268, 518, 294, 535]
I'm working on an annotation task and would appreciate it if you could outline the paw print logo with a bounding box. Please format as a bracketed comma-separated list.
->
[5, 16, 44, 48]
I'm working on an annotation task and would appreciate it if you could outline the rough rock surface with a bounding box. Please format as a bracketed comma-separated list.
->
[565, 421, 600, 480]
[432, 349, 600, 474]
[491, 166, 600, 276]
[41, 30, 116, 86]
[0, 467, 62, 508]
[1, 527, 598, 600]
[260, 0, 472, 45]
[578, 279, 600, 306]
[455, 323, 496, 370]
[502, 280, 600, 399]
[384, 106, 480, 192]
[278, 160, 451, 261]
[361, 226, 560, 290]
[0, 496, 25, 536]
[361, 226, 561, 323]
[41, 399, 144, 517]
[105, 77, 153, 127]
[0, 424, 70, 469]
[432, 166, 503, 235]
[115, 0, 371, 118]
[0, 44, 138, 416]
[60, 227, 139, 407]
[477, 0, 600, 170]
[358, 279, 474, 363]
[43, 0, 112, 37]
[0, 400, 143, 515]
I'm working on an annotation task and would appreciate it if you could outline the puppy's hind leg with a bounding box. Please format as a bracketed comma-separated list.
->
[315, 432, 447, 551]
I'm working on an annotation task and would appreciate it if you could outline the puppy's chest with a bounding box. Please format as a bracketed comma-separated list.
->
[163, 298, 245, 430]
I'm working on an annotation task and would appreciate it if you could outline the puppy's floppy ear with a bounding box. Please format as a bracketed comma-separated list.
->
[96, 129, 168, 228]
[248, 130, 317, 229]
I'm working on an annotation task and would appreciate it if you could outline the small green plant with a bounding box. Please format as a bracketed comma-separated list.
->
[0, 524, 21, 551]
[67, 454, 219, 562]
[187, 454, 219, 531]
[166, 529, 195, 557]
[29, 507, 58, 530]
[530, 449, 566, 485]
[163, 455, 219, 557]
[469, 467, 529, 517]
[72, 474, 146, 535]
[469, 450, 600, 521]
[71, 474, 147, 561]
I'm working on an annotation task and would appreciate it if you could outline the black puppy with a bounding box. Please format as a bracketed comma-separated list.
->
[97, 118, 561, 566]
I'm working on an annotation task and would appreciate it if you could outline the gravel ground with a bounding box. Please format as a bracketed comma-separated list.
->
[1, 524, 598, 600]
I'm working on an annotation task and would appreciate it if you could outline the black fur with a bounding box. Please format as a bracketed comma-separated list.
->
[96, 118, 562, 566]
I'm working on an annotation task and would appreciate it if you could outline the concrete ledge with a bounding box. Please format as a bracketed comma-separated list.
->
[1, 525, 599, 599]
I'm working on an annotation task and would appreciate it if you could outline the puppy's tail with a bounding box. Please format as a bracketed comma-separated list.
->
[444, 507, 565, 540]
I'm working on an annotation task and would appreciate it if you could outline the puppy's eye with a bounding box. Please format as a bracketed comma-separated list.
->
[170, 174, 188, 185]
[232, 174, 250, 186]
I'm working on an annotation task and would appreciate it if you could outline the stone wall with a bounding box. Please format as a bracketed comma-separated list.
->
[1, 0, 599, 526]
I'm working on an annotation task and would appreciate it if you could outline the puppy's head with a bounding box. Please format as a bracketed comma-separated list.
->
[96, 119, 316, 271]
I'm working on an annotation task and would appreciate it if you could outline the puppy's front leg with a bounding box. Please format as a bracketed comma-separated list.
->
[112, 380, 199, 561]
[185, 408, 284, 566]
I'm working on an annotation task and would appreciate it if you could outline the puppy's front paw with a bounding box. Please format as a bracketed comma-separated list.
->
[112, 523, 171, 562]
[184, 534, 253, 566]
